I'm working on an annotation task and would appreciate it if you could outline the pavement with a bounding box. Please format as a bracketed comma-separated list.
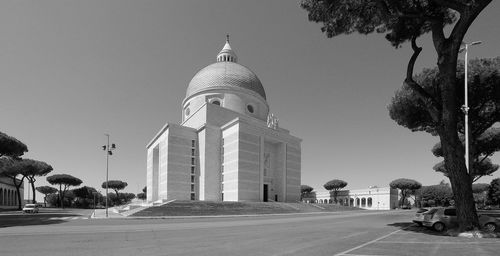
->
[1, 209, 499, 255]
[91, 208, 126, 219]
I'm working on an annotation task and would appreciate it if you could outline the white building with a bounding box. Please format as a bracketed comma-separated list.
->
[147, 37, 302, 203]
[0, 176, 24, 209]
[312, 187, 399, 210]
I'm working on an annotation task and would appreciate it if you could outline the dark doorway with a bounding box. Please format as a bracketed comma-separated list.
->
[263, 184, 268, 202]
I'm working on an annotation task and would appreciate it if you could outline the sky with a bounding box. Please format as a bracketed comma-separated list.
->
[1, 1, 500, 200]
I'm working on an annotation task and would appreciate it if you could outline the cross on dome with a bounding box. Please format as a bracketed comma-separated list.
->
[217, 35, 238, 63]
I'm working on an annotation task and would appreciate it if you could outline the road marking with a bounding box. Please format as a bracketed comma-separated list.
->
[333, 229, 401, 256]
[377, 241, 500, 244]
[48, 216, 88, 220]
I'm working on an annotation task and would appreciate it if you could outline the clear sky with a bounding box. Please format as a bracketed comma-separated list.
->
[1, 1, 500, 199]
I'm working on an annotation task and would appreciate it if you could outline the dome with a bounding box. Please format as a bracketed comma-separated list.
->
[186, 61, 266, 100]
[185, 36, 266, 100]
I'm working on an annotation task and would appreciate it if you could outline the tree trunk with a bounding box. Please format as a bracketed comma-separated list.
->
[59, 184, 63, 209]
[438, 53, 479, 231]
[13, 178, 23, 210]
[30, 179, 36, 203]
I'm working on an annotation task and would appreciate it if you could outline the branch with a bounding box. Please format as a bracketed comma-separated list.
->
[404, 36, 441, 121]
[450, 0, 492, 46]
[431, 0, 467, 12]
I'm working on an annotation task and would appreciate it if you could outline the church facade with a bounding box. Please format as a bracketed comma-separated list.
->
[146, 38, 302, 203]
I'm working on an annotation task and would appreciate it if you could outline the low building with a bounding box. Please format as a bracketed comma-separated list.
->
[310, 186, 399, 210]
[0, 176, 24, 209]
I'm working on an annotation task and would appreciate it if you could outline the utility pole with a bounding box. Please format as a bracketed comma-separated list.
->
[103, 134, 116, 218]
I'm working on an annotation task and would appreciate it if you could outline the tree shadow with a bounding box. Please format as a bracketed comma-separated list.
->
[0, 213, 80, 228]
[387, 222, 450, 236]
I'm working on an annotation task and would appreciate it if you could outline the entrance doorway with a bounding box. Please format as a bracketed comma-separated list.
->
[263, 184, 268, 202]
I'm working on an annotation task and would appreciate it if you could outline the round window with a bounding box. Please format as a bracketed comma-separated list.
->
[247, 105, 254, 113]
[185, 108, 190, 116]
[212, 100, 220, 106]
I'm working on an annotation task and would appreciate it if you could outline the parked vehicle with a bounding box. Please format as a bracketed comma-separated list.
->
[422, 207, 500, 232]
[22, 204, 39, 214]
[413, 208, 433, 226]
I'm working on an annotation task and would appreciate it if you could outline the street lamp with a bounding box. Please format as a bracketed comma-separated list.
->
[103, 134, 117, 218]
[459, 41, 482, 174]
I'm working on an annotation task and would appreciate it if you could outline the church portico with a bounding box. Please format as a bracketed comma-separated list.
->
[147, 37, 301, 203]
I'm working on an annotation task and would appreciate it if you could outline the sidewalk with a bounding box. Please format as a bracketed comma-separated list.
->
[91, 208, 126, 219]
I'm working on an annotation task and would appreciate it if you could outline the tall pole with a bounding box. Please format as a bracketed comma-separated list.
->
[105, 134, 109, 218]
[464, 43, 470, 174]
[461, 41, 482, 175]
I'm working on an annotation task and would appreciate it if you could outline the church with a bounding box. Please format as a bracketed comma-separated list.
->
[146, 37, 302, 203]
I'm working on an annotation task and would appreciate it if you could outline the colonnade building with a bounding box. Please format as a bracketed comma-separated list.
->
[0, 176, 24, 209]
[309, 187, 399, 210]
[146, 38, 302, 203]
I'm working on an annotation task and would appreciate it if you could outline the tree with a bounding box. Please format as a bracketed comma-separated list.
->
[432, 121, 500, 182]
[300, 185, 315, 201]
[488, 178, 500, 207]
[301, 0, 494, 230]
[419, 184, 454, 206]
[46, 174, 83, 208]
[19, 159, 53, 203]
[0, 131, 28, 157]
[36, 186, 58, 207]
[72, 186, 99, 208]
[323, 179, 347, 203]
[137, 192, 146, 201]
[101, 180, 128, 198]
[471, 183, 489, 207]
[390, 178, 422, 207]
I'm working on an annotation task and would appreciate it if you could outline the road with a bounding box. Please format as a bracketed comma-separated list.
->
[0, 209, 498, 256]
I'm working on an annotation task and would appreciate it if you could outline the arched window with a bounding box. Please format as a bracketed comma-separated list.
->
[356, 198, 360, 206]
[247, 105, 254, 113]
[361, 198, 366, 207]
[368, 197, 373, 207]
[0, 189, 3, 205]
[350, 198, 354, 206]
[212, 100, 220, 106]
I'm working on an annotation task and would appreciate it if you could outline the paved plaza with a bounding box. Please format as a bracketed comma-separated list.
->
[1, 209, 499, 255]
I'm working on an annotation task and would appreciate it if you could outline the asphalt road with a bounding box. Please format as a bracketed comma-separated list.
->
[0, 210, 498, 256]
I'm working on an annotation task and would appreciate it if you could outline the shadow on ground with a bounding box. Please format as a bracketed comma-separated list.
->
[0, 212, 83, 228]
[388, 222, 450, 236]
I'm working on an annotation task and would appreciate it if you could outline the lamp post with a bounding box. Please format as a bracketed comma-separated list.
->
[459, 41, 482, 174]
[103, 134, 116, 218]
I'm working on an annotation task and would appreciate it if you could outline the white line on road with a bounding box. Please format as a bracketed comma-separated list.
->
[377, 241, 500, 244]
[333, 229, 402, 256]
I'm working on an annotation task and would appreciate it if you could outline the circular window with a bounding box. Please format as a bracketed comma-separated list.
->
[247, 105, 254, 113]
[185, 108, 190, 116]
[212, 100, 220, 106]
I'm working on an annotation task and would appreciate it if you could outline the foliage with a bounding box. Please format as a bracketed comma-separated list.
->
[102, 180, 128, 197]
[106, 192, 135, 206]
[419, 184, 454, 207]
[488, 178, 500, 206]
[390, 178, 422, 207]
[300, 0, 494, 231]
[433, 158, 498, 183]
[46, 174, 83, 208]
[19, 158, 53, 203]
[0, 131, 28, 157]
[472, 183, 490, 193]
[324, 179, 347, 203]
[72, 187, 102, 209]
[142, 186, 147, 193]
[137, 192, 146, 200]
[36, 186, 58, 207]
[300, 185, 315, 201]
